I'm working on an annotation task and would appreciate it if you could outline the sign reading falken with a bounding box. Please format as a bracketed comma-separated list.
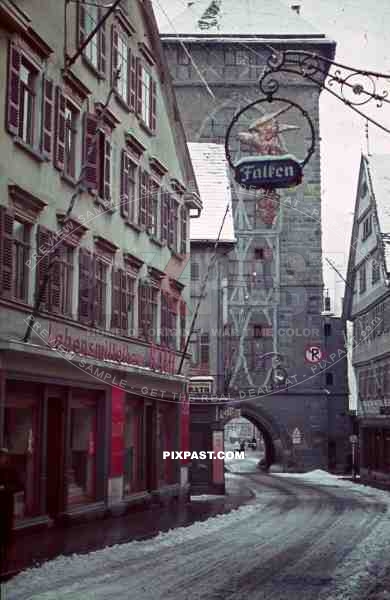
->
[235, 154, 302, 189]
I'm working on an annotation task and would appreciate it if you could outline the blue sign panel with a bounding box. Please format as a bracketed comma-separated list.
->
[235, 154, 303, 189]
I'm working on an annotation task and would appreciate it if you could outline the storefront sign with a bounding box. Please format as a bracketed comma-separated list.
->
[235, 155, 302, 189]
[43, 323, 176, 375]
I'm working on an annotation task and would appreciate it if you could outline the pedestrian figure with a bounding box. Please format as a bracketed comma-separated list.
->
[0, 448, 23, 584]
[239, 440, 245, 452]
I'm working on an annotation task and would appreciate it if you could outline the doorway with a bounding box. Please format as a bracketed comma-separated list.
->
[46, 397, 65, 517]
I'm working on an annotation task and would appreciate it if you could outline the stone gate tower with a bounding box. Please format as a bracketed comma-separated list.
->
[160, 0, 349, 471]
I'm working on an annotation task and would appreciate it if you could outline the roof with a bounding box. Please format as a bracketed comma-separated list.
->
[365, 154, 390, 268]
[187, 142, 235, 243]
[158, 0, 328, 40]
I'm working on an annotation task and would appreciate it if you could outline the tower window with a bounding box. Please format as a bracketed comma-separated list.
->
[324, 323, 332, 337]
[325, 372, 334, 386]
[254, 248, 264, 260]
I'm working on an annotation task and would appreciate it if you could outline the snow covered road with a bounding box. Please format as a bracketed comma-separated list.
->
[6, 468, 390, 600]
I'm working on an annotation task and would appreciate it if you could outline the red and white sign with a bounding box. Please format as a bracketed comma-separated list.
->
[305, 345, 323, 363]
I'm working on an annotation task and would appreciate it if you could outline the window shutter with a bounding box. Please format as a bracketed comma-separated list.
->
[54, 87, 66, 170]
[120, 270, 129, 333]
[100, 19, 106, 75]
[41, 76, 54, 159]
[104, 136, 111, 201]
[78, 1, 86, 45]
[50, 246, 62, 313]
[120, 150, 129, 218]
[180, 205, 188, 254]
[83, 112, 98, 191]
[136, 57, 142, 115]
[78, 247, 93, 323]
[150, 79, 157, 132]
[7, 41, 21, 136]
[129, 50, 136, 111]
[111, 25, 119, 88]
[36, 226, 52, 309]
[0, 207, 14, 297]
[111, 267, 120, 329]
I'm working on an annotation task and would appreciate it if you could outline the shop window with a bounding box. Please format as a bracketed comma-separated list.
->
[4, 383, 41, 520]
[123, 400, 144, 495]
[68, 396, 97, 506]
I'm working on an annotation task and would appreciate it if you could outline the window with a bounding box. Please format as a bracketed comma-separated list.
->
[191, 261, 199, 281]
[139, 170, 149, 228]
[200, 333, 210, 367]
[120, 151, 137, 223]
[138, 283, 158, 341]
[83, 113, 112, 204]
[161, 293, 177, 349]
[180, 205, 188, 255]
[79, 1, 106, 75]
[64, 102, 78, 179]
[12, 218, 30, 302]
[50, 243, 74, 316]
[325, 372, 334, 386]
[149, 180, 159, 237]
[362, 215, 372, 240]
[95, 257, 108, 328]
[168, 197, 178, 251]
[372, 256, 381, 284]
[324, 323, 332, 337]
[111, 268, 135, 336]
[254, 248, 264, 260]
[359, 262, 367, 294]
[19, 59, 37, 145]
[253, 325, 263, 338]
[111, 26, 135, 108]
[137, 61, 157, 132]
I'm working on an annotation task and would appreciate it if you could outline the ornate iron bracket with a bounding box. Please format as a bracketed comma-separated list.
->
[259, 49, 390, 134]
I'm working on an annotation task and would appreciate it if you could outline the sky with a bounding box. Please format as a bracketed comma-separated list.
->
[153, 0, 390, 315]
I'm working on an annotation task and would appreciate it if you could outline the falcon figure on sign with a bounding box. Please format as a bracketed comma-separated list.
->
[238, 105, 299, 156]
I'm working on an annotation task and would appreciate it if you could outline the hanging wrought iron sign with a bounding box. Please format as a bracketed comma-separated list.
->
[225, 97, 315, 190]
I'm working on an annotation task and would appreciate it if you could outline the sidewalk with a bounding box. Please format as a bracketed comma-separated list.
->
[2, 474, 254, 581]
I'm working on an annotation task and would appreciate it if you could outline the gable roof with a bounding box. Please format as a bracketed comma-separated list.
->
[188, 142, 235, 243]
[158, 0, 331, 43]
[342, 154, 390, 321]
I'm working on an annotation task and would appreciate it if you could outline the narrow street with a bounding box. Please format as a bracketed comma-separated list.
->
[6, 458, 390, 600]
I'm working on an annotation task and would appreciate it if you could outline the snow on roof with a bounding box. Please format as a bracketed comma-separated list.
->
[159, 0, 325, 39]
[187, 142, 235, 243]
[366, 154, 390, 270]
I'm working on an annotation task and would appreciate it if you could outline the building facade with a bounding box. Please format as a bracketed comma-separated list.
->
[343, 154, 390, 486]
[0, 0, 201, 531]
[160, 0, 350, 471]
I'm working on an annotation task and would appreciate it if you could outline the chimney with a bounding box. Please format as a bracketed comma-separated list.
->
[291, 4, 301, 15]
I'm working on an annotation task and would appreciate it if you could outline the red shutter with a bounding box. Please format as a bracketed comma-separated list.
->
[78, 248, 93, 323]
[50, 245, 62, 313]
[104, 136, 111, 201]
[136, 57, 142, 116]
[150, 79, 157, 132]
[41, 76, 54, 159]
[111, 267, 120, 329]
[54, 87, 66, 170]
[36, 226, 53, 309]
[83, 112, 98, 191]
[7, 42, 21, 136]
[0, 208, 14, 297]
[100, 18, 106, 75]
[78, 1, 86, 45]
[111, 25, 119, 88]
[129, 50, 136, 111]
[120, 150, 129, 218]
[120, 270, 128, 333]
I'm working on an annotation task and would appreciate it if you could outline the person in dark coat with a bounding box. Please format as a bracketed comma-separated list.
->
[0, 448, 23, 580]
